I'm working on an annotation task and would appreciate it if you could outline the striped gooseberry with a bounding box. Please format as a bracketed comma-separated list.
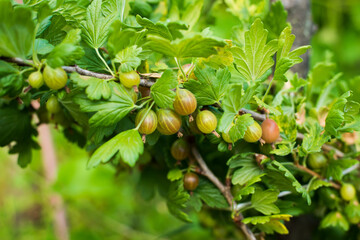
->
[46, 95, 61, 114]
[171, 139, 190, 161]
[183, 172, 199, 191]
[119, 70, 140, 90]
[156, 109, 182, 135]
[173, 88, 197, 116]
[196, 110, 219, 137]
[135, 109, 157, 136]
[28, 71, 44, 88]
[244, 121, 262, 143]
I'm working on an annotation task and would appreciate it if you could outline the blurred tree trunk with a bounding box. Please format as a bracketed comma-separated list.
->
[272, 0, 313, 78]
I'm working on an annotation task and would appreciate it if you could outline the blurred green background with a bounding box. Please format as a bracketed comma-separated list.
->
[2, 0, 360, 239]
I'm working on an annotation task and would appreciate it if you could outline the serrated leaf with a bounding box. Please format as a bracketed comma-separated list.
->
[183, 67, 230, 106]
[167, 168, 183, 181]
[202, 45, 234, 69]
[146, 34, 225, 58]
[193, 178, 228, 208]
[251, 189, 280, 215]
[167, 180, 191, 222]
[39, 15, 67, 45]
[136, 15, 172, 40]
[299, 123, 330, 157]
[75, 82, 135, 127]
[325, 158, 358, 181]
[307, 177, 332, 192]
[227, 153, 264, 185]
[46, 29, 84, 68]
[71, 73, 111, 100]
[270, 143, 294, 156]
[150, 70, 177, 108]
[273, 27, 310, 83]
[114, 45, 143, 72]
[218, 84, 258, 132]
[263, 1, 289, 40]
[320, 212, 349, 231]
[325, 91, 360, 137]
[243, 214, 292, 225]
[33, 38, 54, 55]
[253, 95, 281, 115]
[228, 114, 254, 142]
[81, 0, 117, 48]
[231, 18, 278, 82]
[0, 0, 35, 58]
[270, 160, 311, 204]
[0, 60, 23, 97]
[87, 129, 144, 168]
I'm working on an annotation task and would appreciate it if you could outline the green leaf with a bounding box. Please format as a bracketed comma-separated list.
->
[59, 89, 90, 127]
[39, 15, 67, 45]
[253, 95, 281, 116]
[81, 0, 117, 48]
[146, 34, 225, 58]
[307, 177, 332, 192]
[114, 45, 143, 72]
[136, 15, 172, 40]
[88, 129, 144, 168]
[0, 60, 23, 97]
[75, 82, 135, 127]
[77, 47, 108, 73]
[218, 84, 258, 132]
[231, 18, 278, 82]
[325, 91, 360, 136]
[273, 27, 310, 83]
[71, 73, 112, 100]
[181, 0, 203, 30]
[46, 29, 84, 68]
[263, 1, 289, 40]
[227, 153, 264, 185]
[167, 168, 183, 181]
[0, 0, 35, 58]
[270, 161, 311, 204]
[320, 212, 349, 231]
[167, 180, 191, 222]
[150, 70, 177, 108]
[270, 143, 294, 156]
[325, 158, 358, 181]
[251, 189, 280, 215]
[193, 178, 228, 208]
[33, 38, 54, 55]
[228, 114, 254, 142]
[183, 67, 230, 106]
[243, 214, 292, 225]
[299, 123, 330, 157]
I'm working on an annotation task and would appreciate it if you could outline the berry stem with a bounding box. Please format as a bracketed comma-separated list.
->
[212, 130, 220, 138]
[174, 57, 186, 81]
[135, 101, 155, 131]
[95, 48, 114, 76]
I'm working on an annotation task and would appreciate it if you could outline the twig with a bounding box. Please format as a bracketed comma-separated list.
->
[294, 162, 341, 189]
[236, 163, 360, 211]
[191, 146, 256, 240]
[2, 57, 156, 87]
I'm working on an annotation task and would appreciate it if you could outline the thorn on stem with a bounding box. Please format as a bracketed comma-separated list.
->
[133, 85, 139, 93]
[24, 85, 32, 93]
[188, 114, 194, 122]
[177, 131, 183, 138]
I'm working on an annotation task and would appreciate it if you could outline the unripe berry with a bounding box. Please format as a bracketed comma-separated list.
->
[244, 121, 262, 143]
[171, 139, 190, 161]
[173, 89, 197, 116]
[28, 71, 44, 88]
[119, 70, 140, 89]
[46, 95, 61, 114]
[156, 109, 182, 135]
[340, 183, 356, 201]
[261, 119, 280, 143]
[308, 153, 328, 169]
[135, 109, 157, 135]
[183, 172, 199, 191]
[196, 110, 217, 134]
[43, 65, 68, 90]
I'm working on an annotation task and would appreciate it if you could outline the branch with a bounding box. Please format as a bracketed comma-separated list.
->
[3, 57, 345, 158]
[191, 146, 256, 240]
[2, 57, 156, 88]
[236, 163, 360, 211]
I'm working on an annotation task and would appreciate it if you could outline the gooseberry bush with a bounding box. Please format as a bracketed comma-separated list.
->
[1, 0, 360, 239]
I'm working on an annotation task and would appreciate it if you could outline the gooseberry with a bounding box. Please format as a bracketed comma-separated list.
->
[43, 65, 68, 90]
[135, 109, 157, 135]
[156, 109, 182, 135]
[308, 153, 328, 169]
[119, 70, 140, 90]
[171, 139, 190, 161]
[46, 95, 61, 114]
[173, 88, 197, 116]
[261, 119, 280, 144]
[244, 121, 262, 143]
[340, 183, 356, 201]
[28, 71, 44, 88]
[183, 172, 199, 191]
[196, 110, 219, 137]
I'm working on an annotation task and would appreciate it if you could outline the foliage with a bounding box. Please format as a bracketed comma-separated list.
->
[1, 0, 360, 239]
